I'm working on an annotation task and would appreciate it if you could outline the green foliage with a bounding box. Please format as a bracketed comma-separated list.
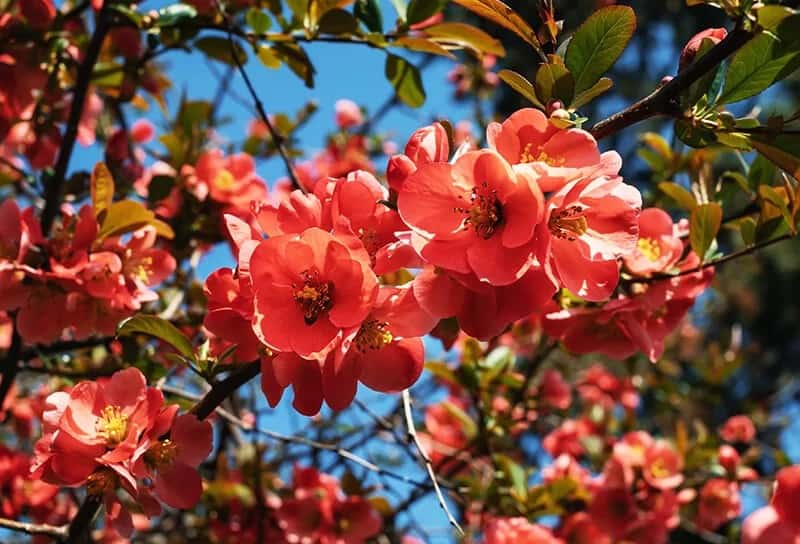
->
[690, 203, 723, 260]
[565, 6, 636, 94]
[117, 315, 195, 361]
[385, 54, 426, 107]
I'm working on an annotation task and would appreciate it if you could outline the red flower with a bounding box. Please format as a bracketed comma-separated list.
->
[719, 414, 756, 443]
[487, 107, 620, 192]
[538, 175, 641, 301]
[189, 150, 268, 217]
[694, 478, 740, 531]
[400, 149, 545, 286]
[642, 440, 684, 490]
[261, 285, 430, 415]
[335, 99, 364, 129]
[680, 28, 727, 71]
[387, 122, 450, 192]
[483, 516, 563, 544]
[251, 227, 378, 359]
[623, 208, 684, 276]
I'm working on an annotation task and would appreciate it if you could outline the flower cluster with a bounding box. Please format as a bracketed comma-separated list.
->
[30, 367, 212, 536]
[0, 199, 175, 344]
[206, 464, 383, 544]
[542, 207, 714, 362]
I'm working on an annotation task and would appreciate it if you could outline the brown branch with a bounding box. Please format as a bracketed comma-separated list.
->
[0, 330, 21, 410]
[0, 516, 68, 540]
[189, 361, 261, 420]
[40, 5, 112, 235]
[590, 26, 754, 141]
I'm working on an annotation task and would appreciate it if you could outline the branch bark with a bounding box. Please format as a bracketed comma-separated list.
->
[40, 5, 112, 235]
[590, 26, 754, 141]
[0, 516, 68, 540]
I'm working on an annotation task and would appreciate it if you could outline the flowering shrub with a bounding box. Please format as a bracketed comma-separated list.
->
[0, 0, 800, 542]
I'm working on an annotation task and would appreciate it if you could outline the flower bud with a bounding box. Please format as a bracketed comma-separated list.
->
[679, 28, 727, 71]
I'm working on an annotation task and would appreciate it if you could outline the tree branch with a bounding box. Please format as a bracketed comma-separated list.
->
[40, 5, 112, 235]
[0, 517, 68, 540]
[189, 361, 261, 420]
[590, 26, 753, 141]
[402, 389, 464, 536]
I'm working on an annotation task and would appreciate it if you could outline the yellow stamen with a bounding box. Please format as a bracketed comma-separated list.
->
[637, 237, 662, 261]
[86, 470, 118, 496]
[354, 319, 393, 353]
[213, 169, 236, 190]
[144, 439, 178, 469]
[292, 270, 334, 325]
[548, 205, 588, 241]
[96, 406, 129, 447]
[519, 142, 567, 166]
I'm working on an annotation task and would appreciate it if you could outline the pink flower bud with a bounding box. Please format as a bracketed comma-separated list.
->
[334, 99, 363, 129]
[679, 28, 727, 71]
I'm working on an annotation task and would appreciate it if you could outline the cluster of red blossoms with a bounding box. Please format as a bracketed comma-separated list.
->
[209, 464, 382, 543]
[30, 367, 212, 536]
[202, 107, 713, 416]
[417, 358, 762, 544]
[0, 199, 175, 345]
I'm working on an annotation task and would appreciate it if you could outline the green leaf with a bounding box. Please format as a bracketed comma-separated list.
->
[749, 153, 777, 189]
[570, 76, 613, 109]
[495, 454, 528, 501]
[317, 9, 360, 35]
[406, 0, 447, 26]
[739, 216, 756, 245]
[354, 0, 382, 32]
[719, 15, 800, 104]
[759, 184, 793, 228]
[256, 44, 282, 68]
[392, 37, 455, 58]
[195, 36, 247, 65]
[565, 5, 636, 94]
[450, 0, 544, 56]
[751, 133, 800, 180]
[658, 181, 697, 210]
[385, 54, 426, 108]
[90, 162, 114, 220]
[98, 200, 175, 240]
[246, 8, 272, 34]
[273, 43, 315, 87]
[389, 0, 407, 20]
[681, 37, 720, 108]
[675, 119, 717, 148]
[690, 203, 723, 260]
[423, 22, 505, 57]
[534, 58, 574, 105]
[498, 69, 544, 108]
[156, 4, 197, 26]
[117, 315, 194, 360]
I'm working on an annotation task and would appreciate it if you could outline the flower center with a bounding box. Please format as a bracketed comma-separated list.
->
[86, 470, 118, 496]
[293, 270, 334, 325]
[213, 169, 236, 190]
[548, 205, 588, 241]
[649, 458, 671, 478]
[455, 185, 503, 240]
[354, 319, 393, 353]
[96, 406, 129, 447]
[519, 143, 566, 166]
[144, 439, 178, 469]
[637, 237, 661, 261]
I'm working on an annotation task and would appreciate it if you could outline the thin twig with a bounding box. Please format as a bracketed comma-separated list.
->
[0, 330, 21, 410]
[402, 389, 464, 536]
[41, 5, 112, 234]
[162, 384, 432, 489]
[630, 232, 794, 284]
[0, 517, 68, 539]
[215, 2, 303, 190]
